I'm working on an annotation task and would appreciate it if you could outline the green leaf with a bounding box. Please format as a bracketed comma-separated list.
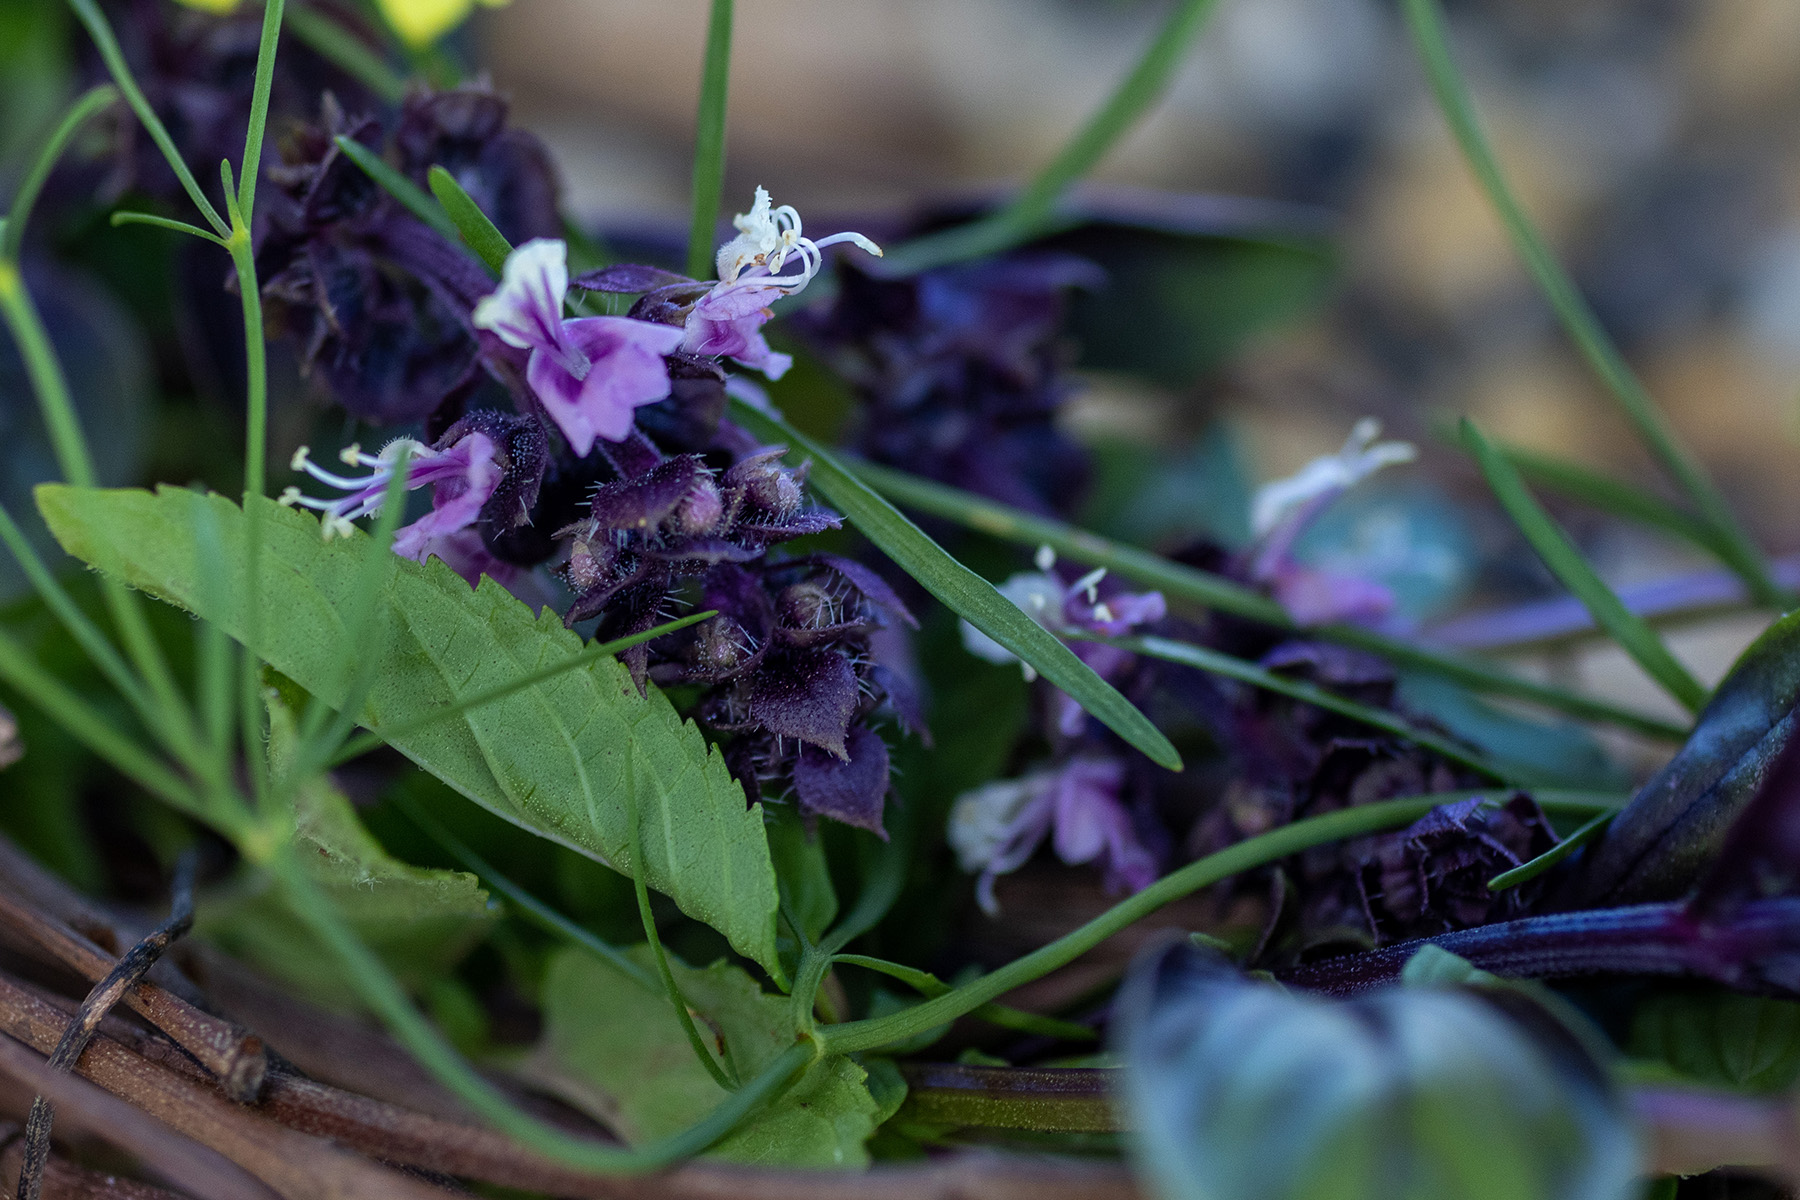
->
[200, 685, 494, 1010]
[1631, 990, 1800, 1094]
[1566, 608, 1800, 906]
[767, 806, 838, 945]
[427, 166, 510, 275]
[1462, 419, 1707, 713]
[525, 945, 881, 1167]
[728, 398, 1181, 771]
[37, 484, 783, 975]
[333, 134, 460, 244]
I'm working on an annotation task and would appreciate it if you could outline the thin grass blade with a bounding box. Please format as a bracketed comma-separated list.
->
[2, 85, 118, 262]
[686, 0, 734, 279]
[1401, 0, 1786, 607]
[1462, 419, 1707, 713]
[730, 399, 1181, 771]
[853, 458, 1688, 741]
[333, 135, 460, 242]
[283, 3, 408, 104]
[881, 0, 1220, 274]
[1488, 810, 1613, 892]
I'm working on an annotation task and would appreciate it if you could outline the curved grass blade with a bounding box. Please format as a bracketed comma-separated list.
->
[1462, 419, 1707, 713]
[427, 166, 509, 275]
[334, 135, 459, 242]
[1401, 0, 1786, 608]
[831, 954, 1095, 1042]
[66, 0, 227, 236]
[852, 458, 1688, 741]
[729, 399, 1181, 771]
[2, 85, 117, 261]
[1488, 810, 1613, 892]
[108, 211, 227, 245]
[1492, 442, 1726, 559]
[1105, 632, 1508, 780]
[625, 746, 739, 1090]
[686, 0, 734, 280]
[882, 0, 1221, 274]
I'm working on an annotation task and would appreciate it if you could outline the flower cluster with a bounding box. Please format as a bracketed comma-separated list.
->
[276, 172, 900, 831]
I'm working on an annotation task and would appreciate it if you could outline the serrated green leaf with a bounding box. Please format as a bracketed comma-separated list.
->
[200, 686, 494, 1010]
[525, 945, 880, 1167]
[37, 484, 782, 975]
[1631, 990, 1800, 1094]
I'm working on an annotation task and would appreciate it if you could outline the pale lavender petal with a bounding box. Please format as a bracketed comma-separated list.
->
[472, 238, 569, 354]
[391, 432, 500, 560]
[1271, 561, 1395, 627]
[412, 526, 519, 589]
[528, 316, 683, 456]
[1050, 759, 1126, 866]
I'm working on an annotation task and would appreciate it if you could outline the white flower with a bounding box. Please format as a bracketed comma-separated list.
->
[948, 775, 1044, 875]
[712, 186, 882, 290]
[959, 571, 1067, 666]
[1250, 418, 1416, 539]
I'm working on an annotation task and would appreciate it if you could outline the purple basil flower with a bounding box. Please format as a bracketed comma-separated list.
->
[281, 431, 509, 586]
[950, 757, 1157, 915]
[677, 187, 882, 380]
[472, 239, 685, 456]
[1245, 418, 1415, 627]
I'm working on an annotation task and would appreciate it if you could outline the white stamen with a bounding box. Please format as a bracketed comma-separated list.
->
[1073, 567, 1107, 603]
[1034, 544, 1056, 572]
[1094, 602, 1114, 623]
[714, 187, 881, 297]
[339, 442, 363, 466]
[290, 446, 311, 472]
[1250, 418, 1417, 538]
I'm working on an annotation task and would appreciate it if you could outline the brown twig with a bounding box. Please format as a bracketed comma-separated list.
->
[0, 883, 264, 1103]
[0, 968, 452, 1200]
[0, 1118, 193, 1200]
[14, 854, 197, 1200]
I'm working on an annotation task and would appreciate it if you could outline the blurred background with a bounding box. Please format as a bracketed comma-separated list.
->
[472, 0, 1800, 741]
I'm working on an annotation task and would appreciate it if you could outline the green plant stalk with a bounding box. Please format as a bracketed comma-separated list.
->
[330, 610, 715, 764]
[107, 211, 227, 245]
[831, 955, 1095, 1041]
[66, 0, 227, 236]
[881, 0, 1218, 275]
[1, 85, 117, 261]
[270, 842, 811, 1170]
[1487, 810, 1611, 891]
[1401, 0, 1787, 609]
[730, 399, 1182, 770]
[236, 0, 284, 220]
[0, 266, 207, 778]
[1490, 441, 1728, 560]
[397, 794, 660, 993]
[624, 747, 739, 1090]
[283, 3, 408, 104]
[686, 0, 734, 280]
[0, 625, 203, 820]
[816, 789, 1623, 1055]
[850, 458, 1690, 741]
[1463, 420, 1707, 712]
[1102, 633, 1511, 779]
[428, 167, 509, 274]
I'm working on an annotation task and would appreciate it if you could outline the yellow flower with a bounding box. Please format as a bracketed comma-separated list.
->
[375, 0, 510, 47]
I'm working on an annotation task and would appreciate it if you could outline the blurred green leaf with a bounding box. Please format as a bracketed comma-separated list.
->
[37, 485, 783, 975]
[767, 806, 838, 946]
[1630, 990, 1800, 1095]
[1117, 941, 1641, 1200]
[525, 945, 881, 1167]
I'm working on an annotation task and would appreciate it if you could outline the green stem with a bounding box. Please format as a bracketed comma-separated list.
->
[283, 2, 408, 104]
[816, 789, 1622, 1054]
[65, 0, 228, 236]
[237, 0, 285, 219]
[1401, 0, 1788, 609]
[1101, 632, 1512, 780]
[1462, 419, 1707, 712]
[271, 844, 809, 1170]
[108, 211, 227, 245]
[624, 747, 739, 1090]
[2, 85, 117, 261]
[831, 955, 1095, 1041]
[225, 207, 270, 806]
[851, 458, 1689, 741]
[686, 0, 734, 280]
[881, 0, 1219, 274]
